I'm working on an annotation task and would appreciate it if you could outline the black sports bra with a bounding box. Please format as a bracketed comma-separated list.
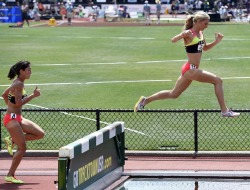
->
[185, 30, 205, 53]
[8, 89, 27, 104]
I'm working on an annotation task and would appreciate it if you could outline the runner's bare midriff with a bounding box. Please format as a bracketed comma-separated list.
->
[187, 52, 202, 67]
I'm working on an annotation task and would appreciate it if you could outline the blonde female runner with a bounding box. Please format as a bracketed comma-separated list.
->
[134, 11, 240, 117]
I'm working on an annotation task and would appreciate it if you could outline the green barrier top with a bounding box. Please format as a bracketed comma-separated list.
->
[59, 121, 124, 159]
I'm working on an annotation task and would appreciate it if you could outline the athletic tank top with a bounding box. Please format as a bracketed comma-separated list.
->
[185, 30, 205, 53]
[8, 88, 27, 104]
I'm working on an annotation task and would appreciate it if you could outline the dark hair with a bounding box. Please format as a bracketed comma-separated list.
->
[8, 61, 31, 80]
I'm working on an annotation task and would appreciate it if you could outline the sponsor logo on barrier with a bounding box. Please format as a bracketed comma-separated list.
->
[73, 155, 112, 188]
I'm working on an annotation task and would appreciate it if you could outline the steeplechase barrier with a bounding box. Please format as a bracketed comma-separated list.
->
[58, 121, 125, 190]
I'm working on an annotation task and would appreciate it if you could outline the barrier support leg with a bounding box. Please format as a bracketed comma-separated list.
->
[58, 157, 69, 190]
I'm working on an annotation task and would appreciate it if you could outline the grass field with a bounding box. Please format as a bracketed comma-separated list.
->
[0, 21, 249, 151]
[0, 21, 249, 110]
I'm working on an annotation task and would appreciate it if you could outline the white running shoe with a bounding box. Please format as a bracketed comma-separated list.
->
[134, 96, 146, 112]
[221, 109, 240, 117]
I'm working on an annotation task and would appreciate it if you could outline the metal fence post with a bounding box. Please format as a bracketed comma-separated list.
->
[194, 110, 198, 154]
[96, 109, 100, 131]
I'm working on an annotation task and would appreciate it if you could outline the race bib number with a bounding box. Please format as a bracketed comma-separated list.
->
[197, 43, 204, 52]
[10, 113, 17, 119]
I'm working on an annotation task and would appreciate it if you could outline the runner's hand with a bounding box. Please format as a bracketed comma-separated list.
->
[33, 86, 41, 97]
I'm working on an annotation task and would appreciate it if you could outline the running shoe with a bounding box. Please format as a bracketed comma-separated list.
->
[134, 96, 146, 112]
[4, 136, 13, 156]
[221, 109, 240, 117]
[5, 176, 24, 184]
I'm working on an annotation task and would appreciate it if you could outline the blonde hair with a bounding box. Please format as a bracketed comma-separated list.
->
[183, 11, 210, 30]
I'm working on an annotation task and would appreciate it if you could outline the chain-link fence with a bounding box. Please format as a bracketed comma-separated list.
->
[0, 108, 249, 151]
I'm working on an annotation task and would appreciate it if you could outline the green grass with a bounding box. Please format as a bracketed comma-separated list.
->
[0, 22, 249, 151]
[0, 22, 249, 110]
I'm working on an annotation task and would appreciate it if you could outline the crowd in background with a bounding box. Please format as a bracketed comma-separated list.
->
[0, 0, 249, 22]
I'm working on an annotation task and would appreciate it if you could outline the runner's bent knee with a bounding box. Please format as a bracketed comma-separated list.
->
[212, 76, 223, 85]
[16, 142, 27, 153]
[36, 130, 45, 140]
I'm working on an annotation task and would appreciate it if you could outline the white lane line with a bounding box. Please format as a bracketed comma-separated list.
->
[59, 36, 155, 40]
[26, 103, 108, 123]
[137, 57, 250, 64]
[222, 77, 250, 80]
[1, 77, 250, 88]
[0, 80, 170, 87]
[4, 35, 29, 37]
[32, 56, 250, 66]
[38, 64, 72, 66]
[222, 39, 250, 41]
[137, 60, 186, 64]
[85, 77, 250, 85]
[0, 83, 82, 87]
[35, 62, 127, 66]
[56, 21, 65, 26]
[77, 62, 127, 65]
[215, 57, 250, 60]
[85, 80, 172, 85]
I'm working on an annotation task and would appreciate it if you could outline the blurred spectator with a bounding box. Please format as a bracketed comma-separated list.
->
[195, 0, 203, 10]
[38, 1, 44, 14]
[44, 5, 50, 15]
[156, 0, 162, 24]
[60, 3, 66, 19]
[175, 0, 180, 15]
[0, 1, 6, 6]
[187, 0, 194, 13]
[246, 0, 250, 15]
[228, 6, 236, 18]
[50, 4, 56, 16]
[184, 0, 189, 13]
[118, 6, 124, 18]
[171, 0, 177, 17]
[118, 5, 128, 20]
[76, 4, 84, 18]
[203, 0, 210, 12]
[143, 1, 151, 25]
[66, 1, 73, 25]
[21, 1, 29, 26]
[118, 5, 127, 18]
[33, 0, 40, 21]
[91, 3, 99, 21]
[219, 5, 228, 21]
